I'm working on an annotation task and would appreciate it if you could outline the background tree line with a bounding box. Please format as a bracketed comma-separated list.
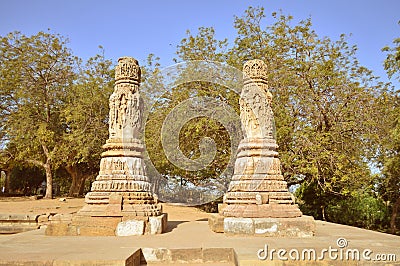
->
[0, 7, 399, 235]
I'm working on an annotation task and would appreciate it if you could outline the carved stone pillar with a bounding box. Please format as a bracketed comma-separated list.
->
[46, 57, 167, 236]
[80, 57, 162, 218]
[209, 59, 315, 237]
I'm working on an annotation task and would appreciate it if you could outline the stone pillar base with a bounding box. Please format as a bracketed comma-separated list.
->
[208, 214, 315, 237]
[45, 213, 167, 236]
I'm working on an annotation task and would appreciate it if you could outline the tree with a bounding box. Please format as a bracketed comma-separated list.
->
[379, 31, 400, 234]
[0, 31, 76, 198]
[143, 37, 241, 203]
[59, 51, 114, 196]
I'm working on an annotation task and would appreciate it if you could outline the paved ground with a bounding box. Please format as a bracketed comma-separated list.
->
[0, 198, 399, 265]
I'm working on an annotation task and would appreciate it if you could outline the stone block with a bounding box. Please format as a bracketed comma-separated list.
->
[125, 249, 142, 266]
[49, 213, 73, 223]
[149, 215, 164, 234]
[222, 216, 315, 237]
[170, 248, 203, 264]
[208, 213, 224, 233]
[279, 215, 316, 237]
[38, 214, 49, 225]
[106, 193, 122, 215]
[105, 205, 122, 216]
[253, 218, 280, 235]
[203, 248, 236, 263]
[218, 203, 227, 214]
[0, 213, 39, 222]
[45, 223, 78, 236]
[161, 213, 168, 233]
[77, 225, 116, 236]
[224, 217, 254, 235]
[141, 248, 171, 263]
[0, 224, 39, 234]
[116, 220, 144, 236]
[72, 215, 121, 228]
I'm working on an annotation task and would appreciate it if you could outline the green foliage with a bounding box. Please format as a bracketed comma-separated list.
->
[157, 6, 398, 232]
[145, 80, 239, 188]
[0, 31, 77, 198]
[170, 6, 384, 211]
[296, 181, 389, 230]
[382, 21, 400, 82]
[58, 51, 114, 196]
[0, 32, 113, 197]
[326, 192, 389, 230]
[378, 30, 400, 234]
[8, 164, 45, 195]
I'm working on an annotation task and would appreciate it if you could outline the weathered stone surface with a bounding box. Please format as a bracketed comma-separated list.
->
[49, 213, 73, 223]
[37, 214, 50, 225]
[208, 213, 224, 233]
[149, 214, 163, 234]
[170, 248, 203, 264]
[221, 203, 302, 218]
[141, 248, 237, 265]
[78, 225, 116, 236]
[116, 220, 145, 236]
[141, 248, 171, 263]
[0, 213, 45, 234]
[0, 213, 39, 222]
[45, 223, 78, 236]
[203, 248, 236, 263]
[219, 59, 303, 219]
[72, 215, 121, 228]
[221, 216, 315, 237]
[224, 217, 254, 235]
[218, 203, 227, 214]
[253, 218, 279, 235]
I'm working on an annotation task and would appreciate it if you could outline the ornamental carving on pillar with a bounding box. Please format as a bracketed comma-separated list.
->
[240, 59, 274, 139]
[221, 59, 303, 219]
[78, 56, 163, 219]
[115, 57, 141, 84]
[109, 57, 143, 139]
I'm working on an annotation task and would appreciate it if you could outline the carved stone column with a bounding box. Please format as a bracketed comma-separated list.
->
[209, 59, 315, 237]
[80, 57, 162, 218]
[46, 57, 167, 236]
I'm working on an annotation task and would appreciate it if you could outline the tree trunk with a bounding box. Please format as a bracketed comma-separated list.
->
[390, 196, 400, 234]
[4, 170, 10, 194]
[39, 143, 53, 199]
[44, 162, 53, 199]
[66, 165, 88, 197]
[78, 174, 89, 196]
[66, 165, 78, 197]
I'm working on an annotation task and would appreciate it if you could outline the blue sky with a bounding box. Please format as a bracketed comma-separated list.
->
[0, 0, 399, 86]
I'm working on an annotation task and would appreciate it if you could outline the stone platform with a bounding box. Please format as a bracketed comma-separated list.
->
[45, 213, 168, 236]
[209, 213, 315, 237]
[0, 206, 399, 265]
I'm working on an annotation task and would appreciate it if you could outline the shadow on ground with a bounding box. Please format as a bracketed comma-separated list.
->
[165, 220, 187, 233]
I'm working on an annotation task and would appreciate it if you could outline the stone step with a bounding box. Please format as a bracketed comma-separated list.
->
[140, 248, 238, 265]
[0, 213, 46, 234]
[0, 213, 39, 222]
[0, 224, 39, 234]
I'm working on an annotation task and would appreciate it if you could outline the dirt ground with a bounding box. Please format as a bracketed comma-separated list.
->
[0, 196, 211, 221]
